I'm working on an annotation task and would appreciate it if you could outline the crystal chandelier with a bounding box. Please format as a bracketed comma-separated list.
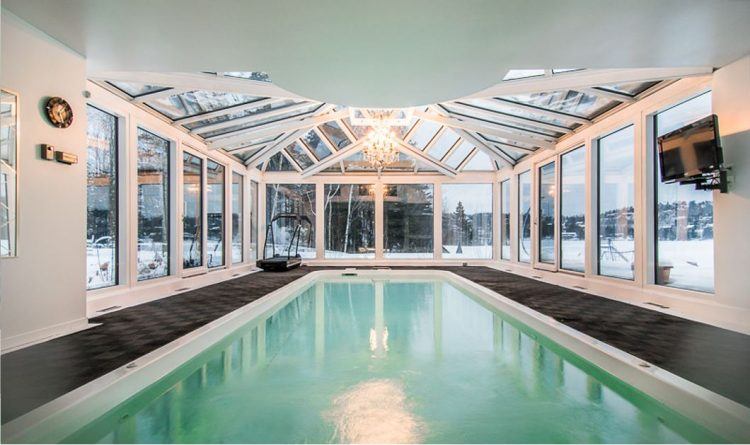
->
[362, 123, 399, 172]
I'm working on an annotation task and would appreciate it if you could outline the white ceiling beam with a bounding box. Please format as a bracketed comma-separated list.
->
[301, 140, 366, 178]
[447, 101, 573, 134]
[490, 98, 590, 125]
[243, 130, 304, 166]
[90, 71, 307, 100]
[579, 87, 635, 103]
[393, 139, 457, 177]
[414, 109, 554, 149]
[209, 108, 345, 148]
[191, 101, 315, 135]
[455, 129, 515, 167]
[441, 109, 559, 142]
[457, 148, 478, 171]
[483, 138, 537, 154]
[465, 67, 713, 99]
[425, 105, 515, 167]
[280, 148, 303, 172]
[175, 98, 278, 125]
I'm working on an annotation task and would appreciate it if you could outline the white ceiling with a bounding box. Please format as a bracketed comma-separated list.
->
[4, 0, 750, 107]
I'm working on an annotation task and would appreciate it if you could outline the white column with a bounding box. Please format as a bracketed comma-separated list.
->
[433, 182, 443, 259]
[315, 182, 325, 259]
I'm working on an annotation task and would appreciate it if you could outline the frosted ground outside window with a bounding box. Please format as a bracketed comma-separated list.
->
[518, 171, 532, 263]
[598, 126, 635, 280]
[232, 172, 243, 264]
[560, 146, 586, 273]
[324, 184, 375, 259]
[136, 128, 170, 281]
[182, 152, 202, 269]
[265, 184, 316, 259]
[500, 180, 511, 260]
[383, 184, 434, 259]
[538, 161, 556, 264]
[441, 184, 493, 259]
[654, 92, 714, 293]
[206, 160, 225, 268]
[86, 106, 118, 289]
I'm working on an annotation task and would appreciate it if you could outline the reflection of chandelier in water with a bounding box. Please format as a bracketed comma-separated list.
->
[362, 124, 399, 171]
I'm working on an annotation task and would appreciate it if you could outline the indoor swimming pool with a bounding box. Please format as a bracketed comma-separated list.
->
[10, 273, 740, 443]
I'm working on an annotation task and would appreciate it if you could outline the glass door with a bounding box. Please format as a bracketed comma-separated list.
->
[535, 160, 557, 271]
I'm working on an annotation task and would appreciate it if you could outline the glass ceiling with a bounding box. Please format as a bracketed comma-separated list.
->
[97, 68, 671, 175]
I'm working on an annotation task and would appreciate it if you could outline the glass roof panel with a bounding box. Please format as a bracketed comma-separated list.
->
[463, 149, 494, 171]
[184, 99, 297, 130]
[427, 129, 460, 160]
[147, 91, 263, 120]
[503, 69, 545, 81]
[301, 130, 332, 160]
[318, 121, 352, 149]
[445, 141, 474, 168]
[391, 116, 418, 139]
[222, 134, 280, 151]
[229, 147, 262, 163]
[284, 142, 315, 169]
[342, 118, 371, 140]
[107, 81, 171, 98]
[478, 132, 537, 152]
[460, 99, 576, 130]
[502, 90, 620, 119]
[266, 152, 295, 171]
[221, 72, 271, 82]
[407, 121, 441, 149]
[597, 80, 660, 97]
[442, 104, 564, 138]
[201, 103, 323, 139]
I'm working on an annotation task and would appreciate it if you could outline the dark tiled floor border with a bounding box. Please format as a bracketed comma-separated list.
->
[2, 266, 749, 424]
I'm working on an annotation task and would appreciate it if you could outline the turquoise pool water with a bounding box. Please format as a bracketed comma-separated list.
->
[62, 279, 724, 443]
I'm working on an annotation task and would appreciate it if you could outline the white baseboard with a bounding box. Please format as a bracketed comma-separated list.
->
[1, 317, 95, 354]
[87, 264, 258, 317]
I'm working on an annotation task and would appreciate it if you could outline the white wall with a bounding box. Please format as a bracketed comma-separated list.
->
[0, 11, 89, 348]
[712, 55, 750, 310]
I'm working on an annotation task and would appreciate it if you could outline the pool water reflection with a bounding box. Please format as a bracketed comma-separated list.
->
[63, 280, 724, 443]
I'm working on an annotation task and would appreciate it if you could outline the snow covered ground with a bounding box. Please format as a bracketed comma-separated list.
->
[442, 245, 493, 259]
[87, 238, 712, 293]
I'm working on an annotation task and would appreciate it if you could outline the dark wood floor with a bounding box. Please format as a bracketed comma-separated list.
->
[2, 266, 749, 424]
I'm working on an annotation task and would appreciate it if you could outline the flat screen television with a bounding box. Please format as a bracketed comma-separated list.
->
[657, 114, 723, 183]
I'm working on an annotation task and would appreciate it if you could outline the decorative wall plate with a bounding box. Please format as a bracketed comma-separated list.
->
[45, 97, 74, 128]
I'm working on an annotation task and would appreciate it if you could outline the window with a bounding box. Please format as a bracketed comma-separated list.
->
[207, 160, 225, 268]
[441, 184, 493, 259]
[598, 126, 635, 280]
[232, 172, 243, 264]
[500, 180, 511, 260]
[324, 184, 375, 258]
[265, 184, 316, 258]
[560, 146, 586, 272]
[538, 161, 556, 264]
[518, 171, 532, 263]
[86, 106, 118, 288]
[654, 92, 714, 293]
[136, 128, 170, 281]
[384, 184, 434, 258]
[249, 180, 258, 260]
[183, 152, 202, 269]
[1, 90, 18, 258]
